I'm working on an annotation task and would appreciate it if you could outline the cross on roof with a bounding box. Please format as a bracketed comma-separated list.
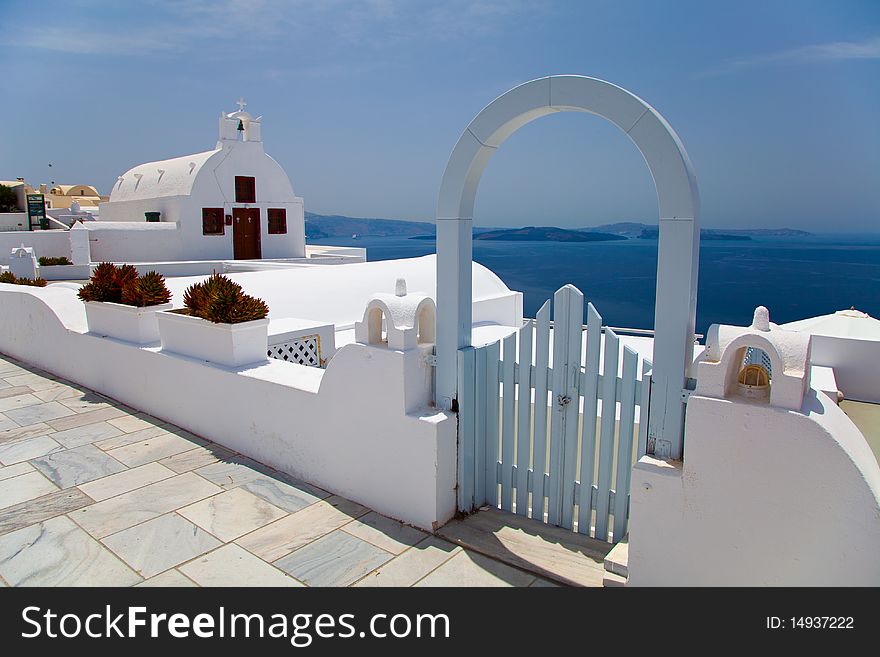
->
[236, 97, 247, 112]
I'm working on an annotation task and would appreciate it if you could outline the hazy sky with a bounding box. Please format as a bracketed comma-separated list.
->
[2, 0, 878, 231]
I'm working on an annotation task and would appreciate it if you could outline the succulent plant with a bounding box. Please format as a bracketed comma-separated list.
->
[78, 263, 171, 306]
[0, 271, 15, 284]
[182, 273, 268, 324]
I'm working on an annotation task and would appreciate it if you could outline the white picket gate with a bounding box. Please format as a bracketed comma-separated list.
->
[457, 284, 652, 543]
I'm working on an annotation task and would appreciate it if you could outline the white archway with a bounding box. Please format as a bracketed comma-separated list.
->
[435, 75, 700, 460]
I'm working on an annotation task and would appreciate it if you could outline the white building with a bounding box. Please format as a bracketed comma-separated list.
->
[99, 100, 305, 261]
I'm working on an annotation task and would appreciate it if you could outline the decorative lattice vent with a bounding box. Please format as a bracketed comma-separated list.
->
[268, 334, 322, 368]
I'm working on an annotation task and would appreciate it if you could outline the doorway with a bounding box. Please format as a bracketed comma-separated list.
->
[232, 208, 261, 260]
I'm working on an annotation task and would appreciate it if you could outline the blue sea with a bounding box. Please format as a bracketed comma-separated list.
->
[311, 233, 880, 335]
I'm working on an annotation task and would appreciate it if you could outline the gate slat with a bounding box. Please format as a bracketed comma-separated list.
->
[515, 320, 533, 516]
[474, 345, 488, 508]
[576, 303, 602, 536]
[530, 301, 551, 521]
[456, 348, 475, 512]
[594, 328, 620, 541]
[613, 346, 638, 542]
[485, 340, 501, 507]
[500, 333, 517, 512]
[548, 286, 575, 525]
[559, 288, 584, 530]
[637, 359, 652, 459]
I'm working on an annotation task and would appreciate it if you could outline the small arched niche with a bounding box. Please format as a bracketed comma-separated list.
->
[367, 306, 387, 345]
[734, 346, 772, 401]
[416, 301, 436, 345]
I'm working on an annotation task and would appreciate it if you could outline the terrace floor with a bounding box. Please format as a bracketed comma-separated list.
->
[0, 353, 558, 588]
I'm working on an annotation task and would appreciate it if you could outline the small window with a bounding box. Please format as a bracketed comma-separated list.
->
[234, 176, 256, 203]
[268, 208, 287, 234]
[202, 207, 224, 235]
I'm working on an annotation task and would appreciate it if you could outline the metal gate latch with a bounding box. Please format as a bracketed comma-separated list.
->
[557, 394, 572, 407]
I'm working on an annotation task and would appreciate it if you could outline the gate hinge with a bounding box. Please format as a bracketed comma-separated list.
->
[425, 354, 438, 367]
[680, 377, 697, 402]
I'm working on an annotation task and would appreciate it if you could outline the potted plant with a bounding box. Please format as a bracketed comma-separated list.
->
[78, 262, 173, 344]
[0, 271, 48, 287]
[156, 273, 269, 367]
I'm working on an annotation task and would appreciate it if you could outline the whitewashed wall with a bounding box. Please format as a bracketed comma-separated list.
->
[0, 230, 71, 266]
[627, 327, 880, 586]
[0, 285, 456, 530]
[808, 335, 880, 404]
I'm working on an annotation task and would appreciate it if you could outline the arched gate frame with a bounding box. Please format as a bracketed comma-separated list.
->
[435, 75, 700, 459]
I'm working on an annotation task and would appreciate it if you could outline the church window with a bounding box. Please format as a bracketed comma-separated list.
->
[202, 208, 224, 235]
[268, 208, 287, 234]
[235, 176, 256, 203]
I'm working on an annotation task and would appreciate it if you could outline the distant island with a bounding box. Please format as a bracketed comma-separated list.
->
[410, 226, 626, 242]
[304, 213, 814, 241]
[585, 222, 813, 240]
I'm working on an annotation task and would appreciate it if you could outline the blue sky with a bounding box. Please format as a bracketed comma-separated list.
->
[2, 0, 878, 231]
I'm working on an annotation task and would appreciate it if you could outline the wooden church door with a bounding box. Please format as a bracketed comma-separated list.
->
[232, 208, 261, 260]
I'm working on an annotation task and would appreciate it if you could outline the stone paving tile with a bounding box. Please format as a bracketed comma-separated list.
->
[32, 445, 128, 489]
[0, 422, 52, 446]
[236, 496, 369, 562]
[136, 569, 198, 587]
[0, 462, 34, 482]
[108, 414, 165, 434]
[158, 445, 235, 474]
[49, 421, 124, 449]
[70, 472, 222, 539]
[2, 372, 62, 392]
[0, 488, 93, 537]
[240, 475, 324, 513]
[341, 511, 428, 555]
[46, 406, 128, 432]
[179, 543, 302, 587]
[0, 415, 16, 432]
[275, 530, 394, 587]
[102, 513, 223, 578]
[78, 462, 176, 502]
[0, 435, 63, 465]
[105, 432, 200, 468]
[33, 384, 89, 402]
[178, 488, 287, 542]
[0, 515, 141, 586]
[0, 386, 34, 401]
[354, 536, 462, 587]
[0, 471, 59, 510]
[414, 550, 537, 587]
[58, 393, 114, 414]
[530, 576, 561, 587]
[94, 425, 167, 451]
[195, 456, 275, 489]
[0, 393, 43, 414]
[5, 401, 75, 427]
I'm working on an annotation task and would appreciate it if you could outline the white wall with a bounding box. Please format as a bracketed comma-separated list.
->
[0, 230, 71, 266]
[627, 391, 880, 585]
[0, 285, 456, 530]
[809, 335, 880, 404]
[0, 212, 28, 232]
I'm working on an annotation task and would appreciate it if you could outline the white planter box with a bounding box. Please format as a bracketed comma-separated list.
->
[157, 311, 269, 367]
[84, 301, 174, 344]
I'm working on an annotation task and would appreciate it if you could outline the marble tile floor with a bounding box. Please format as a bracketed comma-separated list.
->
[0, 353, 557, 588]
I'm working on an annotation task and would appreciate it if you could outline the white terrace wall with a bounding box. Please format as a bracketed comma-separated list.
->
[808, 335, 880, 404]
[0, 285, 457, 530]
[0, 230, 71, 266]
[626, 317, 880, 586]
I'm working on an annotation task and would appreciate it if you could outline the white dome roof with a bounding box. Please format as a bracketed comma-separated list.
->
[110, 149, 220, 203]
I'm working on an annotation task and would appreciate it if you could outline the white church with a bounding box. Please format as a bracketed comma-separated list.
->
[97, 100, 306, 261]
